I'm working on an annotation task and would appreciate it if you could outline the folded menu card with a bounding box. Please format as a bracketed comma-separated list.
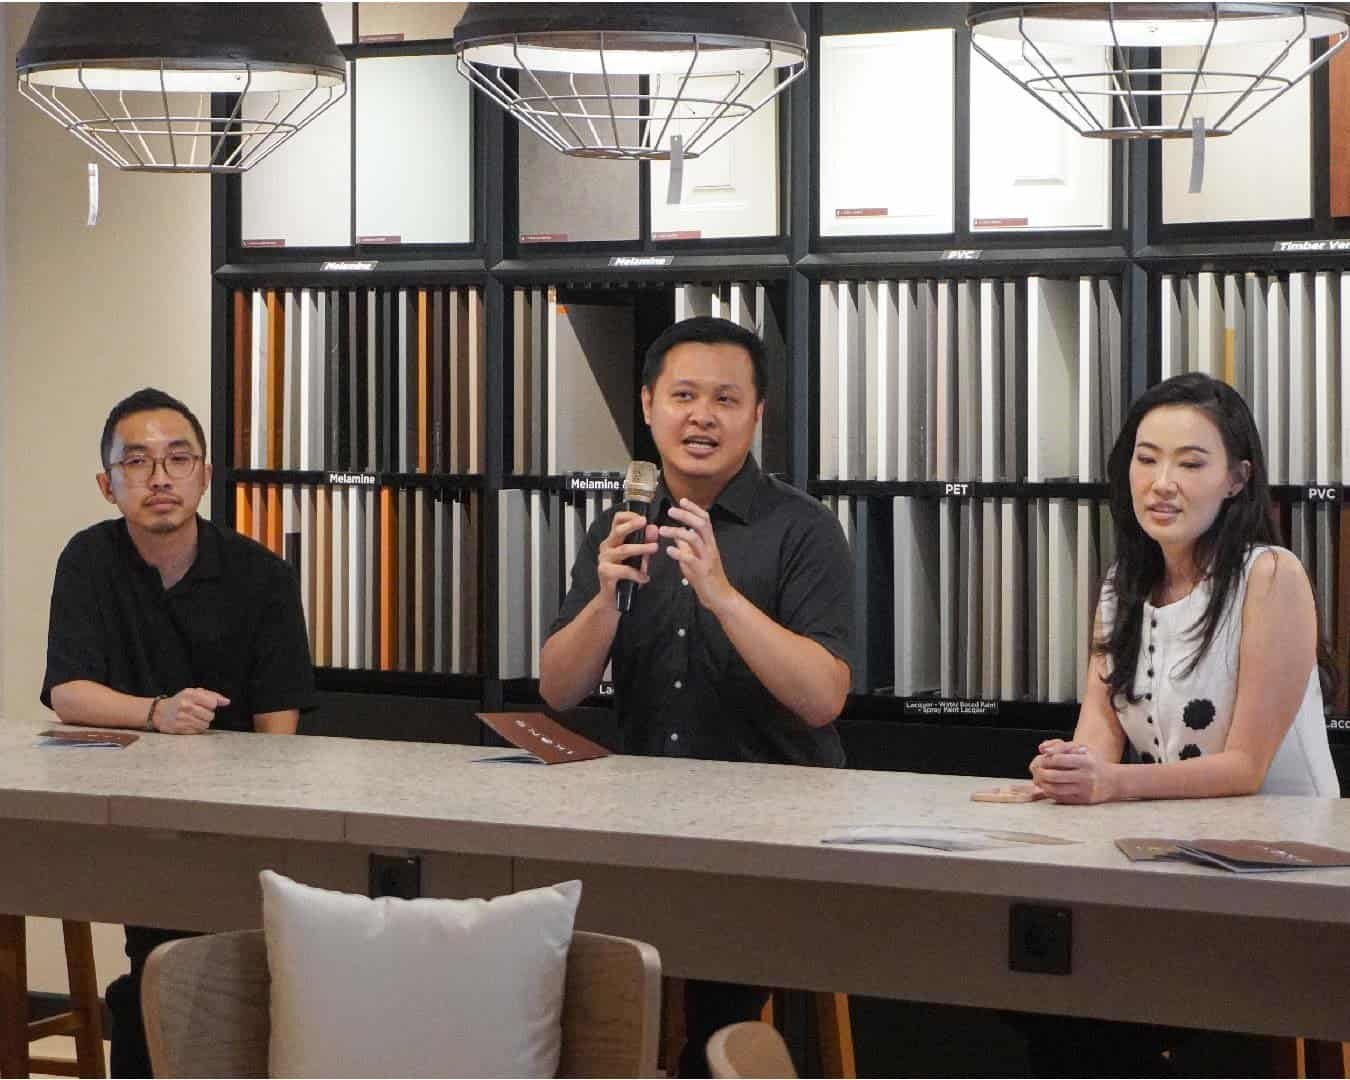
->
[822, 825, 1075, 851]
[36, 728, 139, 749]
[475, 712, 611, 765]
[1116, 837, 1350, 873]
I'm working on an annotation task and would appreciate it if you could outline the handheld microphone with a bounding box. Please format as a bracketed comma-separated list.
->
[616, 460, 660, 613]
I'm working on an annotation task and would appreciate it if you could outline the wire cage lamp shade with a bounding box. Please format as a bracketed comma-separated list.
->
[967, 2, 1350, 139]
[16, 3, 346, 173]
[452, 2, 807, 160]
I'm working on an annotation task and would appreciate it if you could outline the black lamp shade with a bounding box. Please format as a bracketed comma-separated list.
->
[454, 2, 807, 67]
[18, 3, 345, 84]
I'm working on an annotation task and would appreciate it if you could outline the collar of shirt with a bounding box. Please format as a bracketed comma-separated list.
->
[655, 454, 760, 525]
[115, 514, 222, 585]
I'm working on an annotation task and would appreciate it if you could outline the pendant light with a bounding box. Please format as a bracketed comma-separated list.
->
[453, 3, 807, 161]
[16, 3, 346, 173]
[967, 2, 1350, 140]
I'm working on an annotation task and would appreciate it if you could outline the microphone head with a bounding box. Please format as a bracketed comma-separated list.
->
[622, 460, 660, 504]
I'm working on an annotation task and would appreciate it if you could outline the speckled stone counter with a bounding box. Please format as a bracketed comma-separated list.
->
[2, 716, 1348, 1038]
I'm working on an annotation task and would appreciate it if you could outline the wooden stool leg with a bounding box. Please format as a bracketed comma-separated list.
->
[60, 923, 104, 1079]
[0, 915, 30, 1079]
[1304, 1039, 1349, 1079]
[815, 992, 855, 1079]
[660, 976, 686, 1076]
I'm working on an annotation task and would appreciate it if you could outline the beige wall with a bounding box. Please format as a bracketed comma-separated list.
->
[3, 4, 212, 992]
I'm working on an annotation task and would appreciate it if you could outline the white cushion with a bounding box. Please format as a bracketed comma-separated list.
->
[260, 870, 582, 1078]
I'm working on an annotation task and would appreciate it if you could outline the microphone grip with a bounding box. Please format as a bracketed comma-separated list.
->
[615, 498, 651, 613]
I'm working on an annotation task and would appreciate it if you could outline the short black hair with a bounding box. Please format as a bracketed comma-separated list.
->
[100, 388, 208, 469]
[641, 316, 768, 401]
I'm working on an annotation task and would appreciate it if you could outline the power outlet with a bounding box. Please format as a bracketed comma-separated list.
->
[368, 854, 421, 900]
[1009, 903, 1072, 975]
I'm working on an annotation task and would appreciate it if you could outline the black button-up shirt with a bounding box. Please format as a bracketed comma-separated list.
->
[551, 457, 853, 767]
[42, 515, 316, 731]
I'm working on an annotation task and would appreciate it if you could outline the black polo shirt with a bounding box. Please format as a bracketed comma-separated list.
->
[41, 515, 316, 732]
[551, 456, 853, 767]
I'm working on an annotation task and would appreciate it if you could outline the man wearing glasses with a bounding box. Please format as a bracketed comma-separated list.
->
[41, 387, 314, 1077]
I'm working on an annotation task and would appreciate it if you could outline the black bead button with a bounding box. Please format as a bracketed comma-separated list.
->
[1148, 669, 1155, 677]
[1146, 693, 1152, 700]
[1151, 619, 1158, 629]
[1147, 716, 1153, 724]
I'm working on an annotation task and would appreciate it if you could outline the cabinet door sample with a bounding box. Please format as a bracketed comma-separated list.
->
[299, 289, 326, 471]
[241, 63, 351, 248]
[299, 485, 316, 658]
[818, 282, 840, 480]
[1046, 498, 1079, 702]
[517, 74, 640, 243]
[497, 490, 531, 679]
[934, 281, 957, 479]
[969, 43, 1111, 232]
[895, 282, 928, 482]
[1026, 277, 1079, 482]
[250, 290, 267, 469]
[1246, 274, 1268, 453]
[413, 487, 433, 672]
[547, 301, 637, 473]
[232, 291, 252, 468]
[979, 280, 1004, 484]
[283, 291, 301, 470]
[955, 281, 982, 481]
[819, 30, 955, 236]
[529, 491, 563, 679]
[512, 289, 534, 475]
[1266, 277, 1290, 483]
[980, 499, 1002, 699]
[999, 498, 1027, 701]
[330, 487, 348, 668]
[893, 497, 941, 696]
[648, 68, 780, 240]
[1288, 272, 1316, 484]
[1162, 43, 1312, 224]
[1314, 272, 1341, 485]
[837, 282, 865, 481]
[314, 486, 332, 667]
[1160, 275, 1185, 382]
[347, 486, 365, 670]
[356, 54, 472, 244]
[938, 498, 961, 697]
[380, 486, 397, 671]
[1003, 280, 1028, 483]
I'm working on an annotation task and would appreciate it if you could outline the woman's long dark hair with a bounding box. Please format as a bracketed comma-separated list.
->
[1098, 373, 1335, 706]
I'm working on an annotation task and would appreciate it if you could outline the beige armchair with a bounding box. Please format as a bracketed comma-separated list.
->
[141, 928, 661, 1078]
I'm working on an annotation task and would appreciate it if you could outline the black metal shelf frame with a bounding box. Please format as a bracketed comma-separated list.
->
[209, 3, 1350, 746]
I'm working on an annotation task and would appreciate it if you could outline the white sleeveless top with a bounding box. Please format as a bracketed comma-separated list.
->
[1099, 545, 1338, 797]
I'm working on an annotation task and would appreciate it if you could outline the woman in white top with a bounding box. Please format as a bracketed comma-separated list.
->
[1030, 371, 1339, 802]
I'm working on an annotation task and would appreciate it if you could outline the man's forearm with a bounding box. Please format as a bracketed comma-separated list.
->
[712, 590, 849, 727]
[49, 681, 154, 729]
[539, 593, 621, 712]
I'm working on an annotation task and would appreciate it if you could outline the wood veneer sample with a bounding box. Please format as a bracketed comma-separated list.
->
[469, 288, 484, 474]
[314, 486, 331, 666]
[266, 484, 282, 557]
[1331, 38, 1350, 219]
[266, 291, 285, 469]
[232, 291, 251, 467]
[379, 486, 397, 671]
[414, 487, 431, 672]
[250, 484, 265, 546]
[430, 289, 446, 474]
[1336, 505, 1350, 713]
[417, 290, 429, 473]
[250, 290, 266, 470]
[235, 484, 253, 539]
[299, 486, 316, 656]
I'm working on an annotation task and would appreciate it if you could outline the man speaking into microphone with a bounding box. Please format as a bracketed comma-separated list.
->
[539, 315, 854, 1075]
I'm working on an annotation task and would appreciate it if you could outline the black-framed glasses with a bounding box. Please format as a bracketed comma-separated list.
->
[109, 451, 202, 485]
